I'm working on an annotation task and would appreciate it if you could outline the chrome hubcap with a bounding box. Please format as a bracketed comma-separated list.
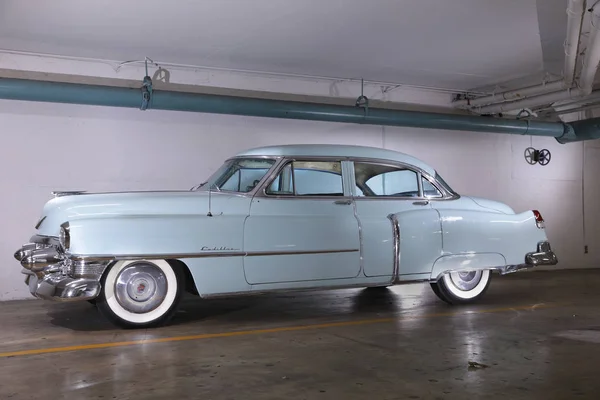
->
[114, 262, 168, 313]
[449, 270, 482, 291]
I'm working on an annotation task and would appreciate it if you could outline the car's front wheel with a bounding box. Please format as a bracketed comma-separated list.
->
[430, 270, 491, 304]
[97, 259, 184, 328]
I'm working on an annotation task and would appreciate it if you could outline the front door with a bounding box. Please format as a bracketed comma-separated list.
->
[352, 161, 442, 279]
[243, 159, 361, 285]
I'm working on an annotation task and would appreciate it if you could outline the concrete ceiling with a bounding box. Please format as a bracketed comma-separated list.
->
[0, 0, 562, 91]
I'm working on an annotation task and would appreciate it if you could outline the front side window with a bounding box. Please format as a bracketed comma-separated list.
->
[267, 160, 344, 196]
[201, 158, 276, 193]
[354, 162, 420, 197]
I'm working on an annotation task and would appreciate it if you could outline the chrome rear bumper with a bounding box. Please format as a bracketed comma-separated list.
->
[15, 236, 108, 302]
[525, 241, 558, 266]
[501, 240, 558, 274]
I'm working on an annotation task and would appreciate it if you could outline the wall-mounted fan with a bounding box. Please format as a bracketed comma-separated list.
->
[524, 147, 551, 166]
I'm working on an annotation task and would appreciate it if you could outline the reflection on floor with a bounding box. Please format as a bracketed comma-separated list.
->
[1, 270, 599, 399]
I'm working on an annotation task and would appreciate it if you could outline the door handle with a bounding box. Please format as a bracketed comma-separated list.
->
[412, 200, 429, 206]
[334, 199, 353, 205]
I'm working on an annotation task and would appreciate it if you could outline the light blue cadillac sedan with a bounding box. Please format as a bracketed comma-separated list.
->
[14, 144, 557, 328]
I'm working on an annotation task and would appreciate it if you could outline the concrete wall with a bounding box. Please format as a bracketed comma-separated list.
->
[1, 97, 597, 300]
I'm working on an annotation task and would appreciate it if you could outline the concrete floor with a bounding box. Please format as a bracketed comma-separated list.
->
[1, 270, 600, 399]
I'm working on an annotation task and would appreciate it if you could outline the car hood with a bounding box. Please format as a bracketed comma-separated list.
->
[35, 189, 250, 237]
[465, 196, 515, 214]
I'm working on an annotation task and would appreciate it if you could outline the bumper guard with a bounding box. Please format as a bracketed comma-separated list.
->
[501, 240, 558, 274]
[15, 236, 109, 302]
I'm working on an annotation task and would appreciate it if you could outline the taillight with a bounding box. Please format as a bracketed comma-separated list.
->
[533, 210, 545, 228]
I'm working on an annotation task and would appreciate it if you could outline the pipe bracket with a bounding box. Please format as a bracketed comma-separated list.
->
[355, 95, 369, 115]
[140, 75, 153, 111]
[555, 124, 578, 143]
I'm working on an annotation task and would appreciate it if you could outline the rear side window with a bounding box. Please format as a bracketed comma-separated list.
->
[267, 161, 344, 196]
[422, 177, 442, 198]
[354, 162, 419, 197]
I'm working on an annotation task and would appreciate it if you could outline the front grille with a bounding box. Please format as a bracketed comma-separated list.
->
[69, 261, 108, 278]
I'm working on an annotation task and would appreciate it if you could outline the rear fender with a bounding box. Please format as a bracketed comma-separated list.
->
[438, 209, 547, 266]
[430, 253, 506, 281]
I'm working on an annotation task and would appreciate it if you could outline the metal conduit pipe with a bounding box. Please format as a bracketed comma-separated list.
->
[0, 77, 569, 137]
[548, 89, 600, 110]
[452, 80, 566, 108]
[564, 0, 587, 86]
[578, 3, 600, 91]
[3, 76, 600, 143]
[476, 4, 600, 115]
[554, 101, 600, 115]
[476, 88, 586, 114]
[453, 0, 585, 109]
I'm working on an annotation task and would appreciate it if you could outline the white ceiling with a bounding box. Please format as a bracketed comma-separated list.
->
[0, 0, 555, 90]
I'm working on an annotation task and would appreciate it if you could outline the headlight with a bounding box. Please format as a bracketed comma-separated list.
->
[59, 223, 70, 251]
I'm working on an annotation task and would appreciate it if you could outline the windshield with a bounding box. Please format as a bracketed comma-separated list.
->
[198, 158, 276, 193]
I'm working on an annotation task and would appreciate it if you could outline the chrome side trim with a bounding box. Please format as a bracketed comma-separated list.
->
[387, 214, 401, 284]
[51, 191, 87, 197]
[70, 248, 360, 262]
[247, 249, 358, 257]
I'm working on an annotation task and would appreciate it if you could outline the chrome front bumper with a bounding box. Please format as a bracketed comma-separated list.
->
[14, 236, 109, 302]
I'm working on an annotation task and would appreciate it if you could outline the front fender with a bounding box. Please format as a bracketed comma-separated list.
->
[66, 215, 245, 257]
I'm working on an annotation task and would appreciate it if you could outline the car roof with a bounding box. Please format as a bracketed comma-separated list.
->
[235, 144, 436, 176]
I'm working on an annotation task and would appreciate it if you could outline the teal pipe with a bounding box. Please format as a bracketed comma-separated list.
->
[559, 117, 600, 143]
[0, 77, 590, 142]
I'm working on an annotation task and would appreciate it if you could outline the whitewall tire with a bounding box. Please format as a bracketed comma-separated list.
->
[97, 259, 184, 328]
[430, 270, 491, 305]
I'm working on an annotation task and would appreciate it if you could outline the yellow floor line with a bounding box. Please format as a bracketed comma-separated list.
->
[0, 303, 558, 358]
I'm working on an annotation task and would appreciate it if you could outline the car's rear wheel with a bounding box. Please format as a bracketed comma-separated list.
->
[430, 269, 491, 304]
[97, 259, 184, 329]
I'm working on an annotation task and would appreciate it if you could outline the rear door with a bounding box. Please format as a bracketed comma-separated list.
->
[351, 161, 442, 279]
